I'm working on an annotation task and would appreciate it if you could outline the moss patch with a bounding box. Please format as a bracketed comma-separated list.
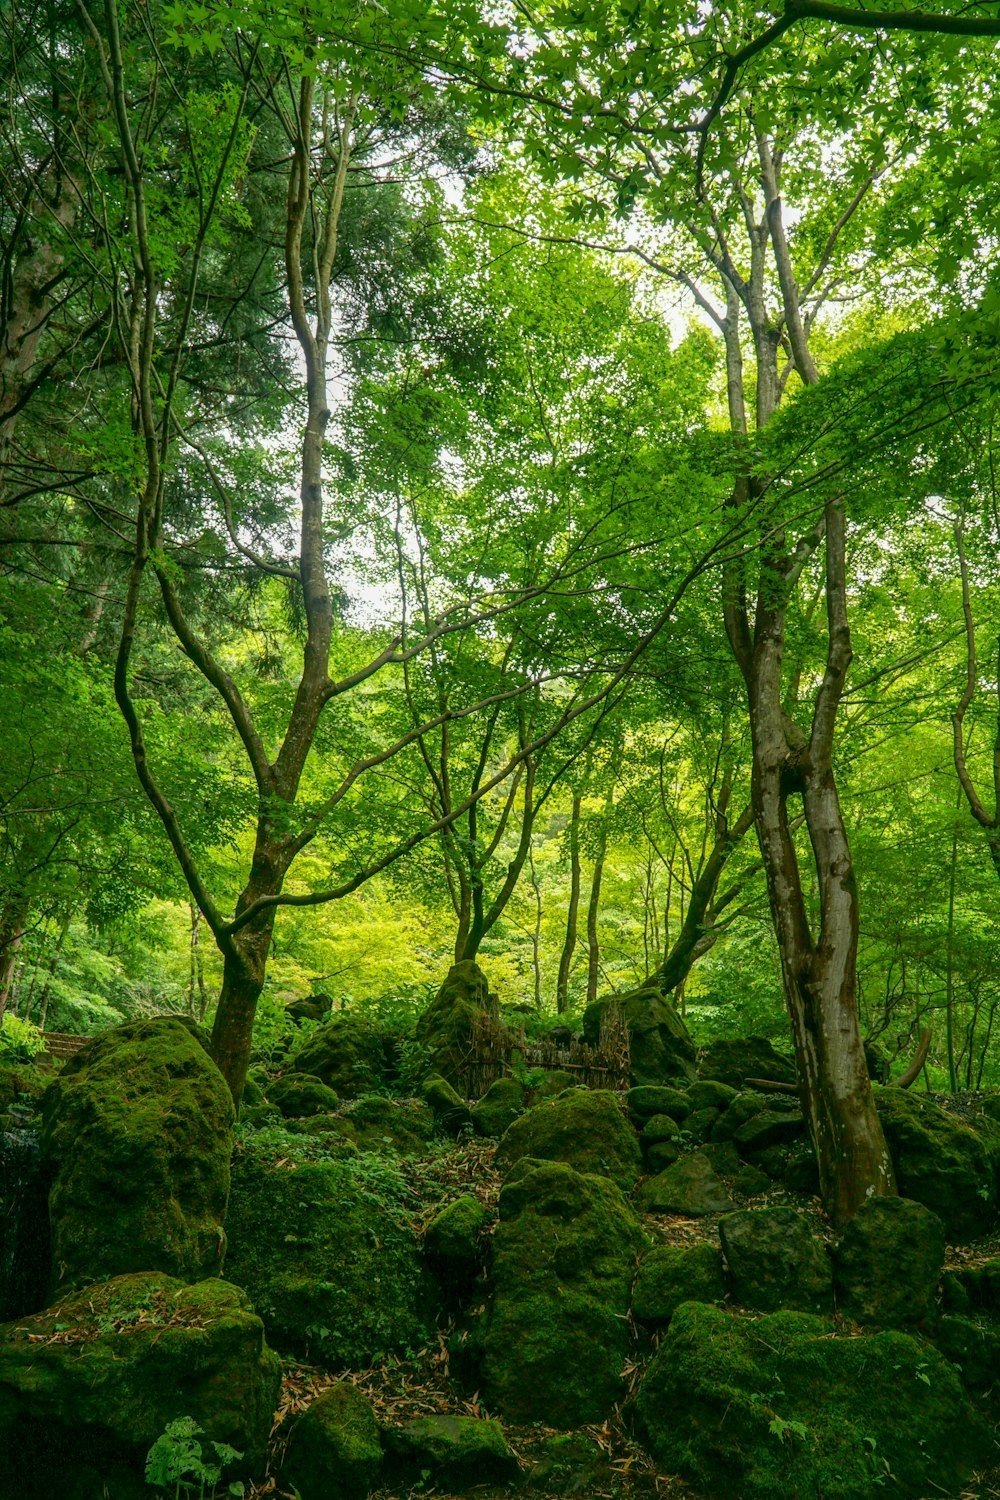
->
[494, 1089, 642, 1189]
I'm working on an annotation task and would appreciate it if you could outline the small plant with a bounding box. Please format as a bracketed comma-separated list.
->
[145, 1416, 244, 1499]
[0, 1014, 47, 1063]
[768, 1414, 808, 1442]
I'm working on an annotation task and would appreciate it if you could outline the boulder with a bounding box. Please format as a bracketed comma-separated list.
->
[873, 1084, 1000, 1241]
[527, 1433, 606, 1494]
[223, 1145, 430, 1363]
[584, 987, 696, 1086]
[733, 1164, 771, 1198]
[40, 1018, 233, 1297]
[698, 1036, 797, 1090]
[285, 993, 334, 1023]
[481, 1161, 649, 1426]
[719, 1208, 832, 1314]
[689, 1079, 739, 1113]
[282, 1383, 382, 1500]
[834, 1196, 945, 1326]
[641, 1113, 681, 1144]
[471, 1077, 526, 1138]
[701, 1139, 741, 1177]
[631, 1243, 727, 1326]
[627, 1085, 692, 1124]
[383, 1416, 518, 1489]
[0, 1273, 280, 1497]
[414, 961, 498, 1089]
[338, 1094, 433, 1154]
[494, 1089, 642, 1190]
[289, 1014, 390, 1098]
[731, 1109, 806, 1157]
[645, 1140, 681, 1172]
[934, 1315, 1000, 1390]
[710, 1090, 768, 1142]
[421, 1074, 473, 1136]
[686, 1106, 720, 1140]
[424, 1197, 491, 1289]
[636, 1150, 734, 1217]
[782, 1139, 820, 1196]
[635, 1301, 982, 1500]
[266, 1074, 340, 1119]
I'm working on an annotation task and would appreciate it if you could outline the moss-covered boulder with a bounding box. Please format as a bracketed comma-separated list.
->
[0, 1063, 44, 1112]
[285, 993, 333, 1024]
[873, 1085, 1000, 1241]
[414, 961, 499, 1089]
[282, 1383, 383, 1500]
[719, 1208, 832, 1314]
[0, 1273, 280, 1496]
[698, 1036, 797, 1090]
[834, 1196, 945, 1326]
[40, 1018, 234, 1297]
[338, 1094, 433, 1155]
[689, 1079, 739, 1113]
[635, 1301, 982, 1500]
[421, 1074, 473, 1136]
[266, 1074, 340, 1118]
[424, 1196, 491, 1290]
[636, 1150, 734, 1216]
[223, 1143, 430, 1362]
[494, 1089, 641, 1189]
[481, 1161, 649, 1426]
[383, 1415, 519, 1488]
[631, 1243, 727, 1326]
[471, 1076, 526, 1138]
[710, 1089, 768, 1141]
[627, 1085, 692, 1124]
[288, 1014, 390, 1098]
[731, 1109, 807, 1156]
[584, 987, 696, 1086]
[935, 1315, 1000, 1390]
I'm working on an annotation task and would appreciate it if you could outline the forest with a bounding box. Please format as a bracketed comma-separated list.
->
[3, 1, 1000, 1497]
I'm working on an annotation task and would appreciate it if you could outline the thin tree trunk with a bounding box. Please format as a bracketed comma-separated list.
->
[586, 826, 609, 1007]
[556, 794, 582, 1012]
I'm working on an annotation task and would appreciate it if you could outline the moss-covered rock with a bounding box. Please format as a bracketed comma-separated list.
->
[289, 1015, 390, 1099]
[636, 1150, 734, 1216]
[733, 1164, 771, 1198]
[642, 1113, 681, 1144]
[833, 1196, 945, 1326]
[223, 1144, 430, 1362]
[628, 1085, 692, 1124]
[383, 1415, 518, 1488]
[934, 1315, 1000, 1390]
[0, 1272, 280, 1493]
[414, 961, 498, 1089]
[631, 1242, 726, 1326]
[0, 1127, 48, 1322]
[424, 1196, 491, 1288]
[584, 987, 696, 1086]
[338, 1094, 433, 1155]
[0, 1063, 44, 1112]
[526, 1433, 606, 1494]
[710, 1089, 768, 1141]
[266, 1074, 340, 1118]
[471, 1076, 526, 1138]
[873, 1085, 1000, 1241]
[421, 1074, 473, 1136]
[282, 1383, 382, 1500]
[645, 1140, 681, 1172]
[481, 1161, 649, 1426]
[698, 1036, 797, 1090]
[702, 1139, 742, 1177]
[40, 1018, 234, 1296]
[636, 1301, 982, 1500]
[689, 1079, 739, 1113]
[286, 993, 333, 1024]
[494, 1089, 641, 1189]
[731, 1109, 806, 1156]
[719, 1208, 832, 1314]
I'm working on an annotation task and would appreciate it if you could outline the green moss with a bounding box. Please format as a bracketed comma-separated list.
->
[424, 1196, 491, 1274]
[834, 1196, 945, 1326]
[584, 988, 696, 1087]
[266, 1073, 340, 1118]
[289, 1015, 389, 1098]
[720, 1208, 832, 1315]
[383, 1415, 518, 1488]
[494, 1088, 642, 1189]
[223, 1143, 431, 1363]
[636, 1301, 982, 1499]
[282, 1383, 383, 1500]
[689, 1079, 738, 1112]
[934, 1315, 1000, 1390]
[873, 1085, 1000, 1241]
[0, 1272, 280, 1479]
[40, 1018, 234, 1295]
[421, 1074, 473, 1135]
[481, 1161, 648, 1426]
[632, 1243, 726, 1326]
[415, 961, 497, 1088]
[471, 1076, 526, 1138]
[698, 1037, 796, 1090]
[339, 1093, 433, 1154]
[627, 1085, 692, 1123]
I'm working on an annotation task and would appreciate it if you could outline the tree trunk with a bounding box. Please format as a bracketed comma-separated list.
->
[656, 804, 754, 995]
[586, 829, 607, 1007]
[556, 794, 582, 1012]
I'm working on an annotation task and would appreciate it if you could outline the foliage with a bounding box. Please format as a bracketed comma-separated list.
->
[0, 1015, 46, 1063]
[145, 1416, 244, 1499]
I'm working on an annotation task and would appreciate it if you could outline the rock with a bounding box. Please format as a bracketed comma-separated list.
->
[641, 1113, 681, 1144]
[415, 961, 499, 1089]
[782, 1139, 820, 1195]
[834, 1196, 945, 1326]
[40, 1018, 233, 1297]
[545, 1025, 575, 1048]
[719, 1208, 832, 1314]
[636, 1150, 734, 1216]
[289, 1014, 390, 1099]
[732, 1109, 806, 1156]
[686, 1106, 720, 1140]
[733, 1164, 771, 1198]
[241, 1073, 266, 1108]
[0, 1273, 280, 1493]
[527, 1433, 605, 1494]
[632, 1243, 726, 1326]
[864, 1038, 891, 1083]
[645, 1140, 680, 1172]
[0, 1128, 49, 1322]
[701, 1140, 741, 1177]
[689, 1079, 738, 1113]
[471, 1077, 526, 1138]
[945, 1256, 1000, 1315]
[698, 1036, 797, 1090]
[584, 987, 696, 1086]
[421, 1074, 473, 1135]
[266, 1074, 340, 1118]
[873, 1085, 1000, 1241]
[285, 993, 333, 1023]
[531, 1069, 577, 1099]
[710, 1090, 768, 1141]
[627, 1085, 691, 1124]
[756, 1145, 791, 1178]
[283, 1383, 382, 1500]
[339, 1094, 433, 1155]
[635, 1301, 981, 1500]
[424, 1197, 491, 1288]
[383, 1415, 518, 1488]
[934, 1315, 1000, 1390]
[223, 1144, 430, 1362]
[481, 1161, 649, 1426]
[494, 1089, 642, 1190]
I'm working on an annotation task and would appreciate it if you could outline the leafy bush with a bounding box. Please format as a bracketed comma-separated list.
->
[0, 1014, 47, 1062]
[145, 1416, 244, 1499]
